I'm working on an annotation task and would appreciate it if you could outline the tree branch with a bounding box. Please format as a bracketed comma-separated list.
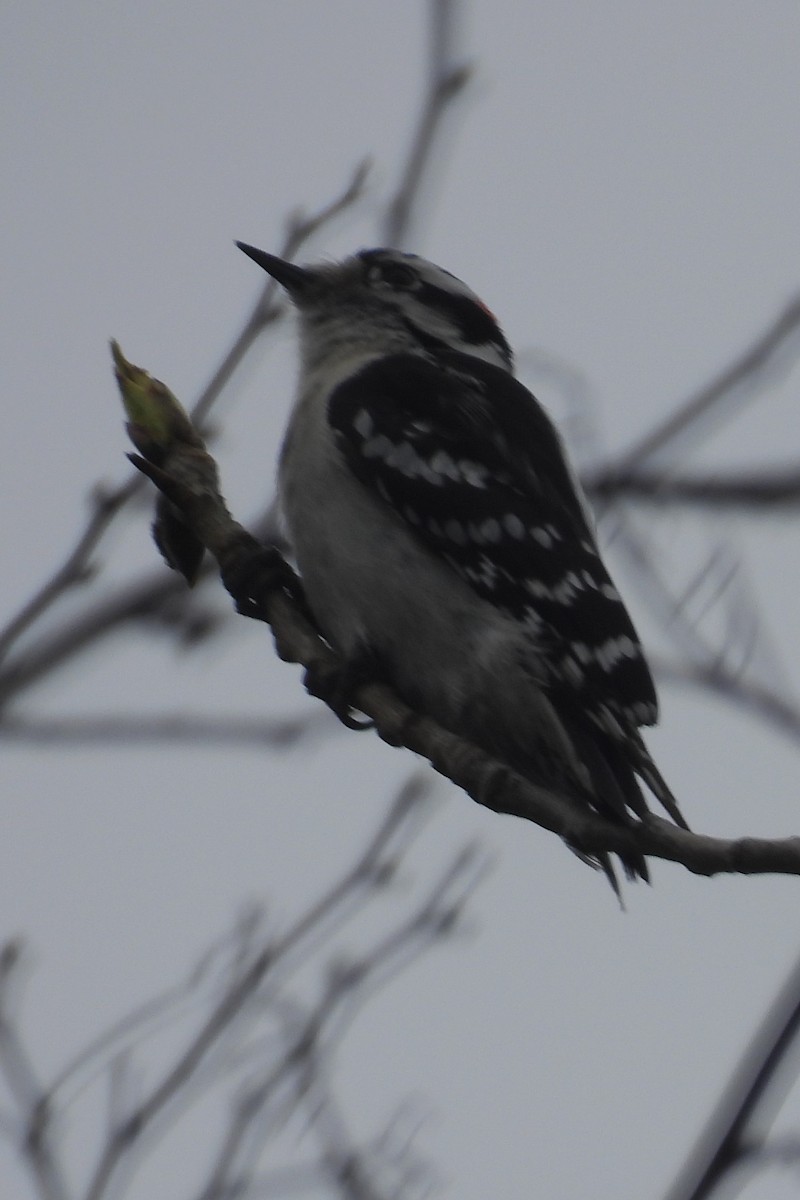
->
[607, 295, 800, 475]
[664, 950, 800, 1200]
[194, 156, 370, 433]
[585, 464, 800, 509]
[1, 711, 332, 750]
[381, 0, 472, 248]
[81, 778, 442, 1200]
[653, 659, 800, 748]
[0, 946, 70, 1200]
[111, 346, 800, 882]
[0, 1, 477, 713]
[196, 842, 484, 1200]
[0, 160, 369, 689]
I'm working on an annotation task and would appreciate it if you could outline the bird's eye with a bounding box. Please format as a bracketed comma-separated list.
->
[370, 262, 417, 289]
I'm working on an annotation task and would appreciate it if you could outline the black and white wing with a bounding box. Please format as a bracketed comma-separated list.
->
[328, 350, 657, 734]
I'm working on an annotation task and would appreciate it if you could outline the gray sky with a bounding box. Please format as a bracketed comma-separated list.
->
[4, 3, 800, 1198]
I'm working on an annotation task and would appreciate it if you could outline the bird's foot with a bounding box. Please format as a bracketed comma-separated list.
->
[303, 647, 382, 731]
[220, 541, 311, 621]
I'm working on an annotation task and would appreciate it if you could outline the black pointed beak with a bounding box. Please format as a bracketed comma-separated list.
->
[236, 242, 313, 296]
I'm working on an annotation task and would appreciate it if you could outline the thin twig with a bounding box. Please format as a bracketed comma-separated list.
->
[82, 783, 433, 1200]
[198, 841, 483, 1200]
[0, 481, 138, 665]
[0, 948, 71, 1200]
[664, 950, 800, 1200]
[192, 156, 371, 431]
[0, 0, 472, 709]
[46, 912, 270, 1112]
[654, 658, 800, 746]
[0, 162, 369, 693]
[382, 0, 471, 248]
[585, 465, 800, 508]
[608, 295, 800, 474]
[0, 569, 194, 711]
[1, 710, 333, 749]
[598, 507, 756, 708]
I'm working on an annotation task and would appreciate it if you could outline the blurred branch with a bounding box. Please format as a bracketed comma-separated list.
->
[0, 945, 70, 1200]
[42, 778, 432, 1132]
[198, 843, 485, 1200]
[0, 159, 369, 694]
[0, 779, 475, 1200]
[307, 1092, 434, 1200]
[665, 950, 800, 1200]
[2, 710, 333, 750]
[582, 299, 800, 741]
[0, 481, 138, 667]
[193, 156, 371, 432]
[0, 568, 207, 711]
[608, 294, 800, 475]
[237, 1104, 434, 1200]
[604, 511, 748, 663]
[0, 780, 475, 1199]
[0, 0, 476, 716]
[523, 306, 800, 768]
[654, 658, 800, 746]
[112, 346, 800, 882]
[78, 780, 441, 1200]
[382, 0, 472, 248]
[585, 464, 800, 509]
[575, 293, 800, 746]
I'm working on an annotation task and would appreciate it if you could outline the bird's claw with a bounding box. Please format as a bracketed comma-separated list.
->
[220, 543, 303, 618]
[303, 657, 376, 731]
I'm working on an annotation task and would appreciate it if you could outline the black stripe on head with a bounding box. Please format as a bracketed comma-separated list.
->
[356, 248, 514, 368]
[417, 282, 513, 368]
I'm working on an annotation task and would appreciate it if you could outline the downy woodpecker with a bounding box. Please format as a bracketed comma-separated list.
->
[237, 242, 687, 887]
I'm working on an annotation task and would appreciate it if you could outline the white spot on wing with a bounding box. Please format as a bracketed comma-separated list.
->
[477, 555, 498, 587]
[429, 450, 460, 480]
[503, 513, 525, 539]
[561, 656, 584, 686]
[459, 461, 488, 488]
[353, 408, 373, 438]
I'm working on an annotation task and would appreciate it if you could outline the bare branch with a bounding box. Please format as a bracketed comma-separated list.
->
[654, 658, 800, 747]
[585, 464, 800, 509]
[1, 710, 333, 750]
[0, 161, 369, 698]
[0, 481, 138, 666]
[46, 912, 270, 1112]
[81, 781, 437, 1200]
[0, 945, 71, 1200]
[0, 569, 202, 711]
[0, 0, 474, 712]
[608, 295, 800, 474]
[196, 840, 484, 1200]
[381, 0, 472, 248]
[587, 505, 790, 759]
[193, 156, 371, 432]
[664, 950, 800, 1200]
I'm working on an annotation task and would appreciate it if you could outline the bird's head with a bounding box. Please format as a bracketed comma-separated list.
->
[236, 243, 513, 373]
